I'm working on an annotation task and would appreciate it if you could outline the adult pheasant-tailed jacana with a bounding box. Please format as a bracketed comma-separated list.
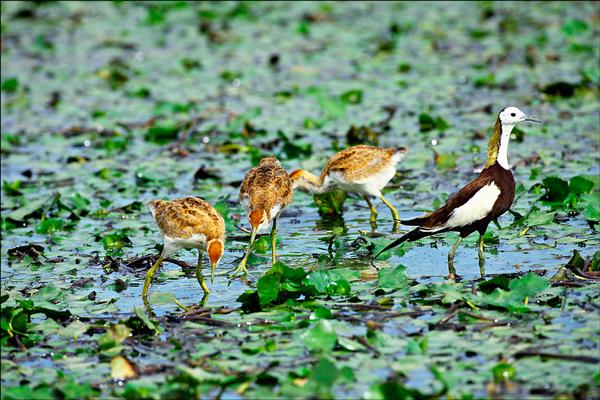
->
[289, 145, 407, 231]
[231, 156, 293, 277]
[374, 107, 540, 276]
[143, 197, 225, 299]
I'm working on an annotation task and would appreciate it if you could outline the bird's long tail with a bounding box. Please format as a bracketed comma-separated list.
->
[372, 228, 430, 262]
[402, 215, 430, 226]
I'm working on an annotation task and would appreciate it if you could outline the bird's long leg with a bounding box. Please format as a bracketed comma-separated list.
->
[478, 234, 485, 277]
[270, 218, 277, 265]
[142, 256, 164, 299]
[363, 196, 378, 231]
[230, 228, 258, 278]
[199, 293, 209, 307]
[142, 296, 156, 316]
[447, 237, 463, 279]
[379, 194, 400, 233]
[196, 247, 210, 294]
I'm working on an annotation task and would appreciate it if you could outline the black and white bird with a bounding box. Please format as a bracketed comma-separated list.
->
[373, 106, 541, 276]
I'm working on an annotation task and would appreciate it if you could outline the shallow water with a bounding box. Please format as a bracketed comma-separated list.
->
[2, 1, 599, 399]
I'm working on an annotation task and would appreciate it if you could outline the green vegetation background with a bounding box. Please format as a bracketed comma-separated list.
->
[1, 2, 599, 399]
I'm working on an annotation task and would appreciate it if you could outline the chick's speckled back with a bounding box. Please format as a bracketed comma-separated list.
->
[148, 197, 225, 240]
[239, 157, 293, 217]
[321, 145, 405, 183]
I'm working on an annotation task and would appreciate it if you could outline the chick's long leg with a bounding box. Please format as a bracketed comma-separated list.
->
[196, 247, 210, 294]
[363, 196, 378, 231]
[270, 218, 277, 265]
[142, 256, 164, 299]
[230, 228, 258, 278]
[379, 194, 400, 233]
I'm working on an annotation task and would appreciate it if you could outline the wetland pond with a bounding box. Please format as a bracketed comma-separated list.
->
[1, 2, 599, 399]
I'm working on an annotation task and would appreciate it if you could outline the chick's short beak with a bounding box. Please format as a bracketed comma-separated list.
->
[248, 226, 259, 248]
[523, 114, 541, 123]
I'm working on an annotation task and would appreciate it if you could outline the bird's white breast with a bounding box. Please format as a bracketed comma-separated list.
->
[324, 165, 396, 197]
[269, 204, 283, 220]
[323, 171, 353, 192]
[162, 233, 207, 258]
[357, 165, 397, 196]
[446, 182, 501, 228]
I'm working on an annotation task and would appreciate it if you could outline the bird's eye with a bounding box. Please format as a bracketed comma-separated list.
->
[510, 113, 516, 117]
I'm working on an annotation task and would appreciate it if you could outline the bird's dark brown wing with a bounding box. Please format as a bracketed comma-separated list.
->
[404, 172, 495, 230]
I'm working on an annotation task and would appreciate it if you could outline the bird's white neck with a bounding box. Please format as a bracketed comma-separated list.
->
[496, 123, 514, 170]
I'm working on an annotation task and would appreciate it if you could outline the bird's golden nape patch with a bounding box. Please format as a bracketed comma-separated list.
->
[207, 239, 224, 264]
[249, 209, 266, 228]
[484, 117, 502, 168]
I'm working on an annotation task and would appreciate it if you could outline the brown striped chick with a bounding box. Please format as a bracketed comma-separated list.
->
[290, 145, 407, 231]
[143, 197, 225, 299]
[231, 156, 293, 277]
